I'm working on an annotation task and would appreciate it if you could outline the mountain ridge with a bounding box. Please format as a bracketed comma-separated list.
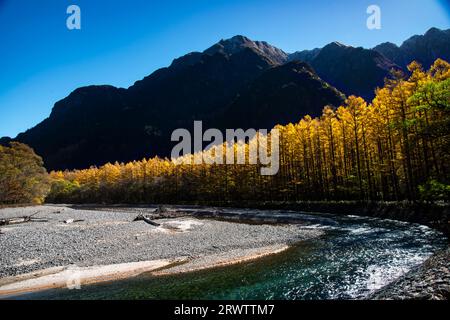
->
[6, 36, 344, 170]
[2, 27, 449, 170]
[373, 27, 450, 69]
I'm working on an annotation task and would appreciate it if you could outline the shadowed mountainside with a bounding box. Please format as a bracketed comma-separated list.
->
[2, 28, 449, 170]
[373, 27, 450, 70]
[7, 36, 344, 170]
[289, 28, 450, 100]
[291, 42, 397, 100]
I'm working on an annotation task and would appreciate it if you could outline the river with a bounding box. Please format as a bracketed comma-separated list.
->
[14, 210, 447, 300]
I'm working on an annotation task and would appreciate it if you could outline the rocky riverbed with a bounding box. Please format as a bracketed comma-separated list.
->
[0, 204, 447, 299]
[370, 249, 450, 300]
[0, 205, 321, 295]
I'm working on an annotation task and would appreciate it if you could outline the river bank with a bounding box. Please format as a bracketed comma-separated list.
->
[0, 204, 447, 299]
[0, 205, 319, 297]
[370, 248, 450, 300]
[167, 201, 449, 238]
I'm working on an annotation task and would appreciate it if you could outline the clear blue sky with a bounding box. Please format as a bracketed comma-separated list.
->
[0, 0, 449, 138]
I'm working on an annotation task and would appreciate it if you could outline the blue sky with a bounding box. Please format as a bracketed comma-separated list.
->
[0, 0, 449, 138]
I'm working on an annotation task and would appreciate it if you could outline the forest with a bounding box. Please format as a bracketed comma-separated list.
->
[2, 59, 449, 205]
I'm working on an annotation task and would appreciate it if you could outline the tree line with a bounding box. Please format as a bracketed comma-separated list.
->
[44, 59, 449, 204]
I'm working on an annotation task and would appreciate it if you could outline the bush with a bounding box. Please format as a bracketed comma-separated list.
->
[418, 179, 450, 202]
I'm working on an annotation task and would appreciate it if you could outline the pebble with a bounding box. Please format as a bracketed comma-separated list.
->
[371, 248, 450, 300]
[0, 205, 321, 279]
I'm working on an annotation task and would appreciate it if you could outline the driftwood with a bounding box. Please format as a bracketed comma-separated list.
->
[133, 214, 161, 227]
[0, 211, 47, 226]
[63, 219, 85, 224]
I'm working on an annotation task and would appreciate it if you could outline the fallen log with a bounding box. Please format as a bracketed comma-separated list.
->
[0, 217, 30, 226]
[0, 211, 46, 226]
[133, 214, 161, 227]
[0, 217, 49, 226]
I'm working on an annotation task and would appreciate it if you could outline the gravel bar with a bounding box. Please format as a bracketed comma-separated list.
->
[0, 205, 321, 279]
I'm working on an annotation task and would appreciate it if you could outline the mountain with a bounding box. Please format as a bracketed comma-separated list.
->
[373, 27, 450, 69]
[10, 36, 343, 170]
[5, 28, 449, 170]
[372, 42, 405, 68]
[220, 61, 345, 129]
[288, 48, 320, 64]
[289, 42, 398, 100]
[308, 42, 398, 100]
[288, 28, 450, 99]
[204, 35, 289, 65]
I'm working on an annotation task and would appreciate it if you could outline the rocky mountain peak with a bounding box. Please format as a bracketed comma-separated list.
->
[328, 41, 351, 49]
[425, 27, 444, 37]
[204, 35, 288, 65]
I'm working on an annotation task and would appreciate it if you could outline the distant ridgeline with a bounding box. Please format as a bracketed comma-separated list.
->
[47, 60, 450, 203]
[1, 28, 449, 171]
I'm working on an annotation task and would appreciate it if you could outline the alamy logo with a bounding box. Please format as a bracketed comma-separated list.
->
[171, 121, 280, 176]
[67, 5, 81, 30]
[367, 5, 381, 30]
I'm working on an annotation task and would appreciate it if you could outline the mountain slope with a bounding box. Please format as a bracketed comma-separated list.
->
[288, 28, 450, 99]
[10, 37, 341, 170]
[6, 28, 449, 170]
[15, 86, 131, 170]
[309, 42, 398, 100]
[289, 42, 398, 100]
[288, 48, 320, 64]
[374, 27, 450, 69]
[220, 61, 345, 129]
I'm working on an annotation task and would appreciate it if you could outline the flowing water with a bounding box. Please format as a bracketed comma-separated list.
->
[15, 210, 447, 300]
